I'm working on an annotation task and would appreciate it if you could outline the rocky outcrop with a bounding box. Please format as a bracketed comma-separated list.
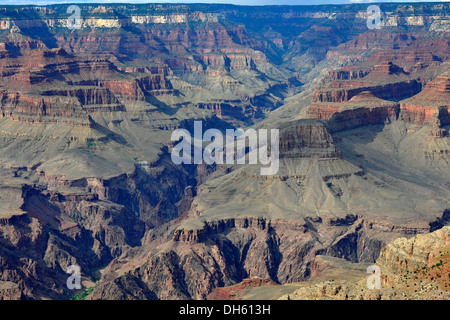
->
[0, 2, 449, 301]
[400, 103, 448, 126]
[193, 101, 258, 122]
[308, 55, 450, 137]
[278, 119, 341, 158]
[0, 90, 92, 127]
[88, 274, 158, 300]
[276, 226, 450, 300]
[367, 61, 406, 77]
[377, 226, 450, 278]
[312, 80, 421, 104]
[324, 67, 370, 82]
[368, 49, 443, 70]
[0, 47, 180, 128]
[327, 104, 399, 133]
[42, 88, 121, 106]
[307, 90, 400, 133]
[391, 72, 450, 138]
[88, 212, 443, 300]
[0, 211, 88, 300]
[400, 73, 450, 127]
[0, 143, 212, 299]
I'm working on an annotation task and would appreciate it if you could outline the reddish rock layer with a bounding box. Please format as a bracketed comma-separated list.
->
[0, 48, 176, 126]
[278, 119, 341, 158]
[400, 73, 450, 127]
[207, 277, 278, 300]
[312, 80, 421, 103]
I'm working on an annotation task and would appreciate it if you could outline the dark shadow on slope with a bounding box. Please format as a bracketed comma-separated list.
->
[145, 95, 178, 116]
[90, 120, 128, 146]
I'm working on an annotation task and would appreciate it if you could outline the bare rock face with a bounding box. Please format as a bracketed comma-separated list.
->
[279, 119, 341, 159]
[0, 48, 177, 128]
[307, 47, 450, 144]
[377, 226, 450, 279]
[273, 227, 450, 300]
[308, 91, 400, 133]
[0, 213, 80, 300]
[311, 80, 421, 104]
[400, 73, 450, 128]
[326, 104, 400, 134]
[0, 151, 209, 299]
[88, 111, 450, 299]
[367, 62, 406, 77]
[0, 3, 449, 301]
[306, 60, 424, 132]
[88, 274, 157, 300]
[91, 211, 442, 300]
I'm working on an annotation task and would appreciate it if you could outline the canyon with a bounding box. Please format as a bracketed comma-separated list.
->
[274, 226, 450, 300]
[0, 3, 448, 300]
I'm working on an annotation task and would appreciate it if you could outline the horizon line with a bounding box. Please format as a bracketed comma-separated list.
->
[0, 1, 449, 6]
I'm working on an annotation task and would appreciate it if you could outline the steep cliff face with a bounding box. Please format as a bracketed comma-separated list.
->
[400, 73, 450, 130]
[326, 103, 400, 134]
[307, 50, 450, 139]
[1, 3, 449, 127]
[0, 3, 449, 300]
[0, 187, 112, 300]
[274, 226, 450, 300]
[377, 225, 450, 299]
[377, 225, 450, 278]
[311, 76, 421, 104]
[90, 211, 445, 300]
[0, 154, 210, 299]
[87, 116, 450, 300]
[0, 47, 181, 131]
[278, 119, 341, 159]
